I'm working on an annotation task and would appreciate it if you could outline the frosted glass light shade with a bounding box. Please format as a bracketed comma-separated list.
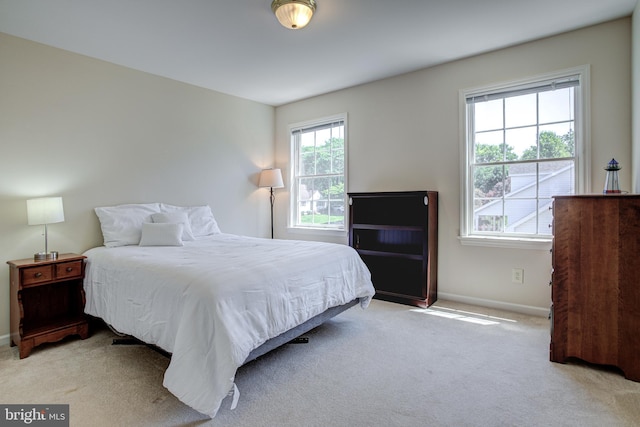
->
[271, 0, 316, 29]
[27, 197, 65, 225]
[259, 169, 284, 188]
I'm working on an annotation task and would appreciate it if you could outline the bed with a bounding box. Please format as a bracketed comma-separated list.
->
[83, 203, 375, 418]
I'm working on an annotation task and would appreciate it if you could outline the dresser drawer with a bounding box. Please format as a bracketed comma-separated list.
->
[56, 261, 83, 279]
[21, 265, 53, 286]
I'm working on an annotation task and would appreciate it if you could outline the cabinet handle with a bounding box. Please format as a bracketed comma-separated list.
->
[66, 267, 73, 272]
[34, 272, 42, 278]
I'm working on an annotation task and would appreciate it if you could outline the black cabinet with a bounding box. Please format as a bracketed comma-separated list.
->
[348, 191, 438, 307]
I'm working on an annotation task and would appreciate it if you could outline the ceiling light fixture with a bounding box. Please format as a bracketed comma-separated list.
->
[271, 0, 316, 30]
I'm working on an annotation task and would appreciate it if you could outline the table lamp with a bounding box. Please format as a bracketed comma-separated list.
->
[27, 196, 65, 261]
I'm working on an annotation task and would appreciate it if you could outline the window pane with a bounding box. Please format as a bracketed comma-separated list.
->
[326, 176, 345, 225]
[538, 124, 574, 159]
[300, 151, 315, 175]
[504, 198, 538, 233]
[332, 147, 345, 173]
[538, 199, 553, 235]
[474, 99, 503, 132]
[474, 130, 505, 163]
[474, 165, 506, 198]
[538, 124, 574, 158]
[315, 146, 331, 174]
[538, 160, 574, 197]
[505, 93, 536, 128]
[506, 126, 537, 160]
[476, 213, 504, 232]
[508, 162, 536, 196]
[539, 88, 574, 124]
[300, 131, 315, 148]
[315, 128, 331, 147]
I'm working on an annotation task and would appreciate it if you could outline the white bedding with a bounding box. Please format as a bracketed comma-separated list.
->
[83, 233, 375, 417]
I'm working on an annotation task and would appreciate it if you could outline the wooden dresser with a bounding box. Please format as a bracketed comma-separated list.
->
[550, 195, 640, 381]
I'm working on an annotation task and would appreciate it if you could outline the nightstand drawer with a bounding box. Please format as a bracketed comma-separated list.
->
[21, 265, 53, 286]
[56, 261, 83, 279]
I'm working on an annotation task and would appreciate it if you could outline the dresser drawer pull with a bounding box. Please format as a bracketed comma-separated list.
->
[34, 272, 42, 278]
[66, 267, 73, 272]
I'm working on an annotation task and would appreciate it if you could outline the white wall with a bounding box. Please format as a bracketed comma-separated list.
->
[274, 18, 632, 316]
[0, 33, 275, 341]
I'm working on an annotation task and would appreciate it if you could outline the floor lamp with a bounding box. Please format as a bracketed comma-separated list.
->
[259, 168, 284, 239]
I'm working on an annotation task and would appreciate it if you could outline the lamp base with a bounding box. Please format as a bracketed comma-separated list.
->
[34, 251, 58, 261]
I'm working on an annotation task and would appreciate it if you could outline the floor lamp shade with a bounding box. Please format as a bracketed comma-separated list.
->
[258, 168, 284, 189]
[27, 197, 65, 260]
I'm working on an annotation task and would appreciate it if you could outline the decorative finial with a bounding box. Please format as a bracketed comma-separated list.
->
[604, 158, 620, 171]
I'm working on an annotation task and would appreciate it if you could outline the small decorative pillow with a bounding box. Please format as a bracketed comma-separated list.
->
[151, 212, 195, 241]
[138, 222, 184, 246]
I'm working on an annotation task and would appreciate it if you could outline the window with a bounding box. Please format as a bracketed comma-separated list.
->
[460, 67, 589, 246]
[289, 114, 347, 231]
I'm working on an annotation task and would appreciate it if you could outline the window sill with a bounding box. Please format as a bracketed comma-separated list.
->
[458, 235, 552, 251]
[287, 226, 346, 238]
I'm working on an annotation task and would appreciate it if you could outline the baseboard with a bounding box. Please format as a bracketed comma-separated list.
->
[0, 333, 10, 347]
[438, 292, 550, 318]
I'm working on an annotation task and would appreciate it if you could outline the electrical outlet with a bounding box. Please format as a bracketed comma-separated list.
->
[512, 268, 524, 284]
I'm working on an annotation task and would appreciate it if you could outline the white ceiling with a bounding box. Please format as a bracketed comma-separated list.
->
[0, 0, 636, 106]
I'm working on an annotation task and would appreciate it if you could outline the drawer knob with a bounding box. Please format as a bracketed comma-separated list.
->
[66, 267, 73, 272]
[34, 272, 42, 278]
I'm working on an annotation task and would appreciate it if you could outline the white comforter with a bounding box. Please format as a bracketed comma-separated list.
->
[83, 234, 374, 417]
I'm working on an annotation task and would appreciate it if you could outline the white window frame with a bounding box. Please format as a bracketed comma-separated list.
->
[459, 66, 591, 250]
[288, 113, 348, 236]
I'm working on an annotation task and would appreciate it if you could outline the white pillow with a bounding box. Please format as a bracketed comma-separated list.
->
[95, 203, 162, 247]
[160, 204, 221, 237]
[151, 212, 195, 241]
[138, 222, 184, 246]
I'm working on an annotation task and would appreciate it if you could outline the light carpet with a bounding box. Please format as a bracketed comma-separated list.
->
[1, 299, 639, 427]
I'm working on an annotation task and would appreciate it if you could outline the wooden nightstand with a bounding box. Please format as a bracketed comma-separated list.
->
[7, 253, 89, 358]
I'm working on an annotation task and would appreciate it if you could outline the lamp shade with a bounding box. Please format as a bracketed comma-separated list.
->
[259, 168, 284, 188]
[271, 0, 316, 29]
[27, 197, 65, 225]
